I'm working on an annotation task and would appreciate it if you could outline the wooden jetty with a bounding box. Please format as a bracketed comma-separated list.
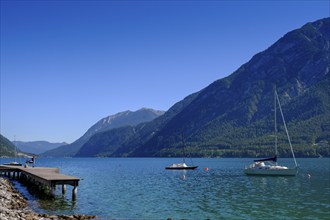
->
[0, 165, 80, 200]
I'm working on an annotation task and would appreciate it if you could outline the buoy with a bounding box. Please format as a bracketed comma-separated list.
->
[204, 167, 209, 171]
[307, 173, 311, 178]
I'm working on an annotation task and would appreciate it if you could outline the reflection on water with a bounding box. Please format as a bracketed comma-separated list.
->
[3, 158, 330, 219]
[13, 179, 76, 215]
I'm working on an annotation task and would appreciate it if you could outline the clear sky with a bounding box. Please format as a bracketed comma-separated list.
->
[1, 0, 329, 143]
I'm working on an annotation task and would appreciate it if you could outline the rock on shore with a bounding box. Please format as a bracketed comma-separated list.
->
[0, 177, 95, 220]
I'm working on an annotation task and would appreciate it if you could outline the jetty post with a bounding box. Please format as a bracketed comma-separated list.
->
[62, 184, 66, 194]
[72, 184, 77, 201]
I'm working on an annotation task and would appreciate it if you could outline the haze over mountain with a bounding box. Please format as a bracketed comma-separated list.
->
[75, 17, 330, 158]
[13, 141, 67, 155]
[42, 108, 165, 157]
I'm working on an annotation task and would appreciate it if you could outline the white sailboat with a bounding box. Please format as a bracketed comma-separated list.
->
[244, 90, 298, 176]
[165, 162, 198, 170]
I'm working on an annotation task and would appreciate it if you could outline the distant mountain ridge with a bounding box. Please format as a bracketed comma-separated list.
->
[74, 17, 330, 158]
[13, 141, 67, 155]
[42, 108, 165, 157]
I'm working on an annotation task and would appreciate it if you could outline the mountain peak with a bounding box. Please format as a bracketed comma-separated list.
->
[42, 108, 164, 157]
[98, 108, 165, 130]
[137, 107, 166, 116]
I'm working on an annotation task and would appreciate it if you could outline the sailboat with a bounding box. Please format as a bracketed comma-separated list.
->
[244, 90, 298, 176]
[165, 136, 198, 170]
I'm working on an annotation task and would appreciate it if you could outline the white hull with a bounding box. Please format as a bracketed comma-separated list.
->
[244, 167, 298, 176]
[165, 162, 198, 170]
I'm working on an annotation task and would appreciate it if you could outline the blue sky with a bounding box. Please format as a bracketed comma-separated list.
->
[1, 0, 329, 143]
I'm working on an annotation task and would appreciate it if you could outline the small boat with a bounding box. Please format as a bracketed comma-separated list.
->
[165, 162, 198, 170]
[166, 135, 198, 170]
[244, 89, 298, 176]
[3, 161, 23, 166]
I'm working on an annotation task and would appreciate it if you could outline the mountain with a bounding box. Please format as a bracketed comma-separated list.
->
[75, 17, 330, 158]
[76, 93, 198, 157]
[42, 108, 165, 157]
[0, 134, 17, 157]
[13, 141, 67, 155]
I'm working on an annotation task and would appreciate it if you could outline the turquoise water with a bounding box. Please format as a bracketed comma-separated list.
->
[2, 157, 330, 219]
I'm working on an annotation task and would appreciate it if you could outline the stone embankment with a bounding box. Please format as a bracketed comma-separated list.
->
[0, 177, 95, 220]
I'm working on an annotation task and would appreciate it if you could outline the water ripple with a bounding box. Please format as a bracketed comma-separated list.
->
[4, 157, 329, 219]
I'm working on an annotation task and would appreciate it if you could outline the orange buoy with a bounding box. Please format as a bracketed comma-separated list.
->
[204, 167, 209, 171]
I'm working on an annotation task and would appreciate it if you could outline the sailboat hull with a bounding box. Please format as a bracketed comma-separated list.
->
[244, 167, 298, 176]
[3, 162, 23, 166]
[165, 166, 198, 170]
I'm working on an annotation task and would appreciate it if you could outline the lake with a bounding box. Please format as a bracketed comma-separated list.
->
[1, 157, 329, 219]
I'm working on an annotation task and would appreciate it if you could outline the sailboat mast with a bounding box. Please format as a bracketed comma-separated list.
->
[181, 134, 186, 164]
[14, 135, 17, 158]
[182, 148, 186, 163]
[274, 89, 278, 160]
[275, 91, 298, 167]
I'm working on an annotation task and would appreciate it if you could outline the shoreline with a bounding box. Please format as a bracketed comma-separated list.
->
[0, 177, 96, 220]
